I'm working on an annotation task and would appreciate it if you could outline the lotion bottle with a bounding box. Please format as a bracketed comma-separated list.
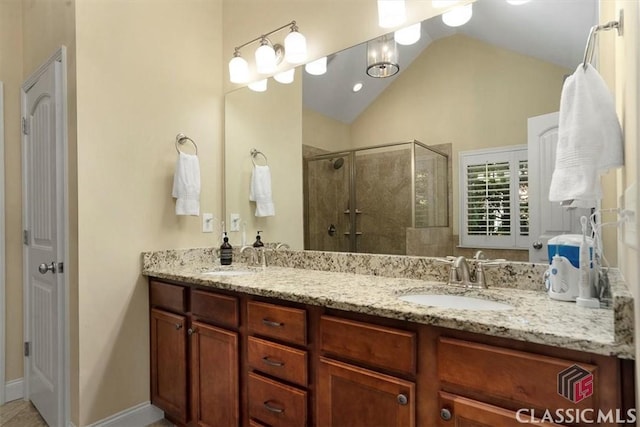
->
[220, 232, 233, 265]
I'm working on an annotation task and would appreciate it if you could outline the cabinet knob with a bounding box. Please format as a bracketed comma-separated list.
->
[532, 241, 543, 250]
[263, 401, 284, 414]
[187, 328, 197, 335]
[440, 408, 452, 421]
[175, 323, 183, 330]
[397, 394, 408, 405]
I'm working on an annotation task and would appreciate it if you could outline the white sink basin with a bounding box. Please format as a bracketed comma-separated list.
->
[399, 293, 514, 311]
[201, 269, 256, 277]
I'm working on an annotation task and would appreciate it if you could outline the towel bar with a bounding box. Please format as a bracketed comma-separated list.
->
[175, 133, 198, 155]
[250, 148, 268, 166]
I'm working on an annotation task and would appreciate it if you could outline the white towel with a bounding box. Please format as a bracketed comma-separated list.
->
[549, 63, 623, 207]
[172, 152, 201, 216]
[249, 165, 275, 217]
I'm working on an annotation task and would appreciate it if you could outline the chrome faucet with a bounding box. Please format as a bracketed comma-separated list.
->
[275, 242, 290, 250]
[240, 246, 258, 266]
[444, 256, 488, 289]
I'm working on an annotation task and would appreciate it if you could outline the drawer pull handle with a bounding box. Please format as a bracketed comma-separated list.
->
[262, 318, 284, 327]
[397, 394, 408, 405]
[175, 323, 183, 330]
[263, 401, 284, 414]
[440, 408, 452, 421]
[262, 356, 285, 367]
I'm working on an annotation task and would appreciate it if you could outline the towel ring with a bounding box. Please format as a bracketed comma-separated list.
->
[175, 133, 198, 155]
[250, 148, 268, 166]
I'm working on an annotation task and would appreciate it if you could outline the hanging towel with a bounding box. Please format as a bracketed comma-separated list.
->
[549, 63, 623, 207]
[172, 152, 201, 216]
[249, 165, 275, 217]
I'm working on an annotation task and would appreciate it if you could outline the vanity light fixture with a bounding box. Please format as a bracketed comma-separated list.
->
[248, 79, 268, 92]
[305, 56, 328, 76]
[274, 68, 295, 84]
[377, 0, 406, 28]
[367, 34, 399, 78]
[352, 82, 364, 92]
[228, 20, 307, 83]
[395, 22, 421, 45]
[442, 3, 473, 27]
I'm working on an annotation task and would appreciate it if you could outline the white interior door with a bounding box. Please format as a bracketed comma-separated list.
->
[528, 112, 591, 263]
[23, 57, 65, 427]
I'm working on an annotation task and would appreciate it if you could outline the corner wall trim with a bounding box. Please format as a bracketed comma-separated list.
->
[87, 402, 164, 427]
[5, 378, 24, 402]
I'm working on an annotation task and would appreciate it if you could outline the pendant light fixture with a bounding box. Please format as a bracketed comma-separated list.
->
[442, 3, 473, 27]
[366, 34, 399, 78]
[228, 20, 308, 87]
[377, 0, 406, 28]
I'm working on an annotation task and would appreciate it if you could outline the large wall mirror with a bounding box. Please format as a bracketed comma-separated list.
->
[224, 0, 598, 260]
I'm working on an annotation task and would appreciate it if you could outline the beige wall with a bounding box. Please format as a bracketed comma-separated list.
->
[74, 0, 223, 424]
[351, 34, 568, 239]
[303, 107, 351, 152]
[225, 75, 303, 249]
[0, 0, 24, 388]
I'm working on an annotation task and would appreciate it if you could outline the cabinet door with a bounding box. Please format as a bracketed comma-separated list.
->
[438, 392, 562, 427]
[190, 321, 239, 427]
[150, 308, 188, 424]
[317, 357, 415, 427]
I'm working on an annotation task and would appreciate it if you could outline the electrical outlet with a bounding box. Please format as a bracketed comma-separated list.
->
[202, 213, 214, 233]
[230, 213, 241, 232]
[623, 183, 637, 249]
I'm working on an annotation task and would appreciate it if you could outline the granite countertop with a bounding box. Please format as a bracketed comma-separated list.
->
[142, 248, 634, 359]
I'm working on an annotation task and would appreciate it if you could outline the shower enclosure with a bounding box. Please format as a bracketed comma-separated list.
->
[304, 141, 449, 255]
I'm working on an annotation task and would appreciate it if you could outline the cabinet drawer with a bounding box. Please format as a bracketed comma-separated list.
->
[320, 315, 416, 375]
[248, 372, 307, 427]
[248, 336, 308, 387]
[191, 289, 239, 328]
[438, 337, 598, 411]
[150, 281, 187, 313]
[247, 301, 307, 346]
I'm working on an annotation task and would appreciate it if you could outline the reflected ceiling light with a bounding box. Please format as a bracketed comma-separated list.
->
[352, 82, 364, 92]
[377, 0, 406, 28]
[228, 51, 250, 84]
[395, 22, 421, 45]
[442, 3, 473, 27]
[228, 20, 308, 85]
[274, 68, 295, 84]
[367, 34, 399, 78]
[506, 0, 531, 4]
[305, 57, 327, 76]
[432, 0, 458, 8]
[248, 79, 268, 92]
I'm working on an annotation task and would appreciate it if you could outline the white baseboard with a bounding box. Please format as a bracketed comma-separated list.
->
[5, 378, 24, 402]
[88, 402, 164, 427]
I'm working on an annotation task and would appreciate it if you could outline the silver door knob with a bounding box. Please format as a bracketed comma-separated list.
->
[440, 408, 452, 421]
[38, 262, 56, 274]
[532, 241, 543, 250]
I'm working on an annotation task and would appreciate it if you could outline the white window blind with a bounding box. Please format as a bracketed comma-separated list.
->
[459, 146, 528, 249]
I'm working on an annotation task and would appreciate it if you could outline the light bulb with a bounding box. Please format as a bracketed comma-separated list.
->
[442, 3, 472, 27]
[228, 54, 249, 84]
[305, 57, 327, 76]
[255, 40, 277, 74]
[248, 79, 268, 92]
[274, 68, 295, 84]
[284, 30, 307, 64]
[377, 0, 406, 28]
[395, 22, 421, 46]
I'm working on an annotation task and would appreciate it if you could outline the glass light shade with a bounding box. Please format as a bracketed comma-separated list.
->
[366, 35, 399, 78]
[395, 23, 421, 46]
[248, 79, 268, 92]
[432, 0, 457, 8]
[228, 55, 249, 84]
[506, 0, 531, 4]
[442, 3, 473, 27]
[274, 68, 295, 84]
[377, 0, 406, 28]
[255, 41, 277, 74]
[284, 30, 307, 64]
[305, 57, 327, 76]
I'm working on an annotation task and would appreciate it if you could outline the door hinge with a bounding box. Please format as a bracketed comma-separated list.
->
[22, 117, 30, 135]
[24, 342, 30, 357]
[23, 230, 29, 245]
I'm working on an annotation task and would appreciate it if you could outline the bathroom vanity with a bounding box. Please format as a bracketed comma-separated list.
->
[143, 248, 635, 427]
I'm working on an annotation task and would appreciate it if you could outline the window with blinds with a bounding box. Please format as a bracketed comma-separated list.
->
[459, 146, 528, 249]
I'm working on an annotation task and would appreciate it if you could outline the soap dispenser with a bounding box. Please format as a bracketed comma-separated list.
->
[220, 232, 233, 265]
[253, 231, 264, 248]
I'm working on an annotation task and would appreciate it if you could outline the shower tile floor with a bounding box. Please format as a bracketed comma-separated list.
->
[0, 399, 174, 427]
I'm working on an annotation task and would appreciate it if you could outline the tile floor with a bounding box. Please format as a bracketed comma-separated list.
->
[0, 400, 173, 427]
